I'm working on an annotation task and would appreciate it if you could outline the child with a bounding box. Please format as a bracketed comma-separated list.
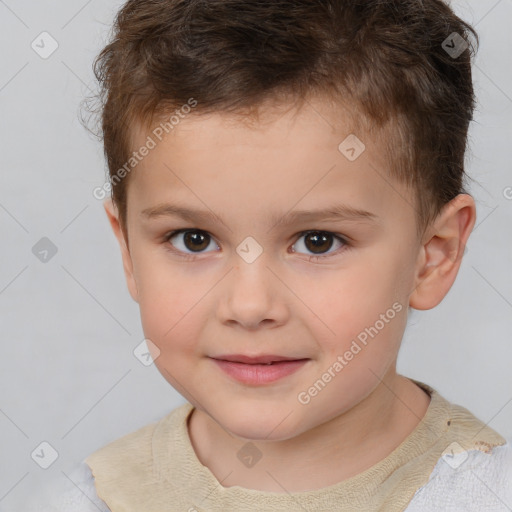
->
[33, 0, 512, 510]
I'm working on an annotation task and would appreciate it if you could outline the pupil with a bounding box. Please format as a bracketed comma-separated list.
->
[184, 231, 209, 252]
[306, 232, 333, 254]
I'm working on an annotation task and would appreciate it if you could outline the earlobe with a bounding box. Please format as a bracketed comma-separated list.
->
[103, 198, 139, 303]
[409, 194, 476, 310]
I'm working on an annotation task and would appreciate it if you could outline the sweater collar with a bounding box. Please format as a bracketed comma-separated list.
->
[148, 379, 506, 510]
[86, 380, 506, 511]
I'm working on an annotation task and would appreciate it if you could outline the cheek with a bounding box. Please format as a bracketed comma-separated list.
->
[139, 294, 202, 390]
[319, 302, 406, 370]
[134, 262, 200, 350]
[308, 257, 409, 359]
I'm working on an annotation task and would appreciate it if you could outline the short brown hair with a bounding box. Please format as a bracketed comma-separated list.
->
[83, 0, 479, 244]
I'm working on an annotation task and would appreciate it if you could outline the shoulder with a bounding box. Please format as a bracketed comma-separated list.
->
[85, 417, 158, 469]
[406, 439, 512, 511]
[83, 403, 194, 508]
[23, 461, 110, 512]
[22, 405, 192, 512]
[85, 403, 192, 479]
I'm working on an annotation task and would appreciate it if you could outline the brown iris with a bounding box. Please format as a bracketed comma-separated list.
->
[302, 231, 334, 254]
[183, 230, 210, 252]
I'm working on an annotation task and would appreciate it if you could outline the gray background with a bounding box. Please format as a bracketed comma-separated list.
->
[1, 0, 511, 509]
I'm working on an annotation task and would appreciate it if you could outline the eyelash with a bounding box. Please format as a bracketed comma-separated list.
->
[162, 229, 351, 263]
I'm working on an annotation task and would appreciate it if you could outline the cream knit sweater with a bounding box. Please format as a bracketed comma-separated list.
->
[23, 381, 512, 511]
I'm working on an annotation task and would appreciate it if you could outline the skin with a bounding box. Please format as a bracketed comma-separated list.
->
[104, 96, 476, 493]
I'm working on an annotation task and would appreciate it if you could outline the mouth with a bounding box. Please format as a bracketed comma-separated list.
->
[209, 354, 310, 385]
[212, 354, 307, 365]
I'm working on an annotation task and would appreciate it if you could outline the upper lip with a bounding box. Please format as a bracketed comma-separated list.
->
[211, 354, 308, 364]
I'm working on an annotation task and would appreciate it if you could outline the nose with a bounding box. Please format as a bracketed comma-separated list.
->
[216, 257, 290, 330]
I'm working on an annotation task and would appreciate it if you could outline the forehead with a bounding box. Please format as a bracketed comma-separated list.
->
[126, 98, 414, 226]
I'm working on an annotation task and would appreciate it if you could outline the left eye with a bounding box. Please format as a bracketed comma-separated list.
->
[291, 231, 346, 257]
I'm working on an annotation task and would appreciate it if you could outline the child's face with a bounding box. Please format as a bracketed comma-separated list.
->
[111, 98, 426, 441]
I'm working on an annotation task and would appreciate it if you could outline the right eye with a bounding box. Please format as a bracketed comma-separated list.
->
[164, 229, 220, 257]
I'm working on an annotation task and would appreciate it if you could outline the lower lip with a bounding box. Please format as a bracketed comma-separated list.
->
[211, 358, 309, 385]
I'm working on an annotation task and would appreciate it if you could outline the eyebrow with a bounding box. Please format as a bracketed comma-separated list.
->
[140, 202, 378, 228]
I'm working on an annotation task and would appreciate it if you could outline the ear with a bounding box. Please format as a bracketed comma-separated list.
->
[103, 198, 139, 303]
[409, 194, 476, 310]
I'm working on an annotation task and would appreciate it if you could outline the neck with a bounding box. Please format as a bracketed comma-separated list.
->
[187, 371, 431, 493]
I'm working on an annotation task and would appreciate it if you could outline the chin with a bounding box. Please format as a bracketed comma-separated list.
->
[212, 405, 306, 442]
[226, 423, 298, 442]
